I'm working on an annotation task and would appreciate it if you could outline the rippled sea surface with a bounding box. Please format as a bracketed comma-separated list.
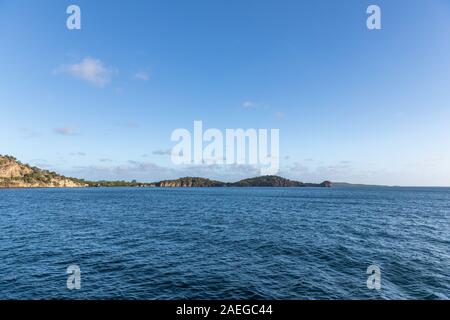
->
[0, 187, 449, 300]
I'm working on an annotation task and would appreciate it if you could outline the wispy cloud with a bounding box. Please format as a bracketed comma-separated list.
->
[19, 128, 41, 139]
[70, 152, 86, 156]
[275, 112, 285, 119]
[242, 100, 270, 109]
[55, 57, 115, 87]
[64, 160, 262, 183]
[29, 159, 52, 169]
[67, 161, 174, 182]
[153, 149, 172, 156]
[54, 126, 77, 136]
[242, 101, 256, 108]
[116, 121, 139, 129]
[278, 160, 371, 184]
[133, 71, 150, 81]
[176, 164, 261, 182]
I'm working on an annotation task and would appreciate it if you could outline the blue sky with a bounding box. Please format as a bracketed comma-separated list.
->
[1, 0, 450, 185]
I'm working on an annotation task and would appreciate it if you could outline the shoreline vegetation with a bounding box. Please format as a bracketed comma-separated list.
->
[0, 154, 331, 189]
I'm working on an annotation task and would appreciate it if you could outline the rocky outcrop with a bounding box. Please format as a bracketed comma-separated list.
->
[0, 156, 33, 179]
[319, 181, 332, 188]
[0, 155, 88, 188]
[1, 178, 88, 188]
[156, 177, 225, 187]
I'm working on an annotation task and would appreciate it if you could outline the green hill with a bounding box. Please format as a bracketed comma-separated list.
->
[0, 155, 88, 188]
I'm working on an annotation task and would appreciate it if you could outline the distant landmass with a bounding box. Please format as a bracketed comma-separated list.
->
[156, 176, 331, 188]
[330, 182, 389, 188]
[0, 155, 331, 189]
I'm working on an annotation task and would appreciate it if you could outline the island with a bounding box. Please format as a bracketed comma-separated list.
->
[0, 155, 331, 188]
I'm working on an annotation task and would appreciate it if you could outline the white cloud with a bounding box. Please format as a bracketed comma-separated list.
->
[54, 126, 77, 136]
[153, 149, 172, 156]
[116, 121, 139, 129]
[242, 101, 256, 108]
[65, 161, 261, 183]
[67, 161, 174, 182]
[19, 128, 41, 139]
[275, 112, 285, 119]
[56, 57, 114, 87]
[242, 100, 270, 109]
[133, 71, 150, 81]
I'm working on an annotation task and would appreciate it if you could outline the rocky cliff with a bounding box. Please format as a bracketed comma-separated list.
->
[156, 177, 225, 187]
[0, 155, 88, 188]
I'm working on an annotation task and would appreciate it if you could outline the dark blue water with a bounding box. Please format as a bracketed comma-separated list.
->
[0, 187, 448, 300]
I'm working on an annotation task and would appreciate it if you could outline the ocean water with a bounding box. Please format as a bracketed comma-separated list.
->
[0, 187, 448, 300]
